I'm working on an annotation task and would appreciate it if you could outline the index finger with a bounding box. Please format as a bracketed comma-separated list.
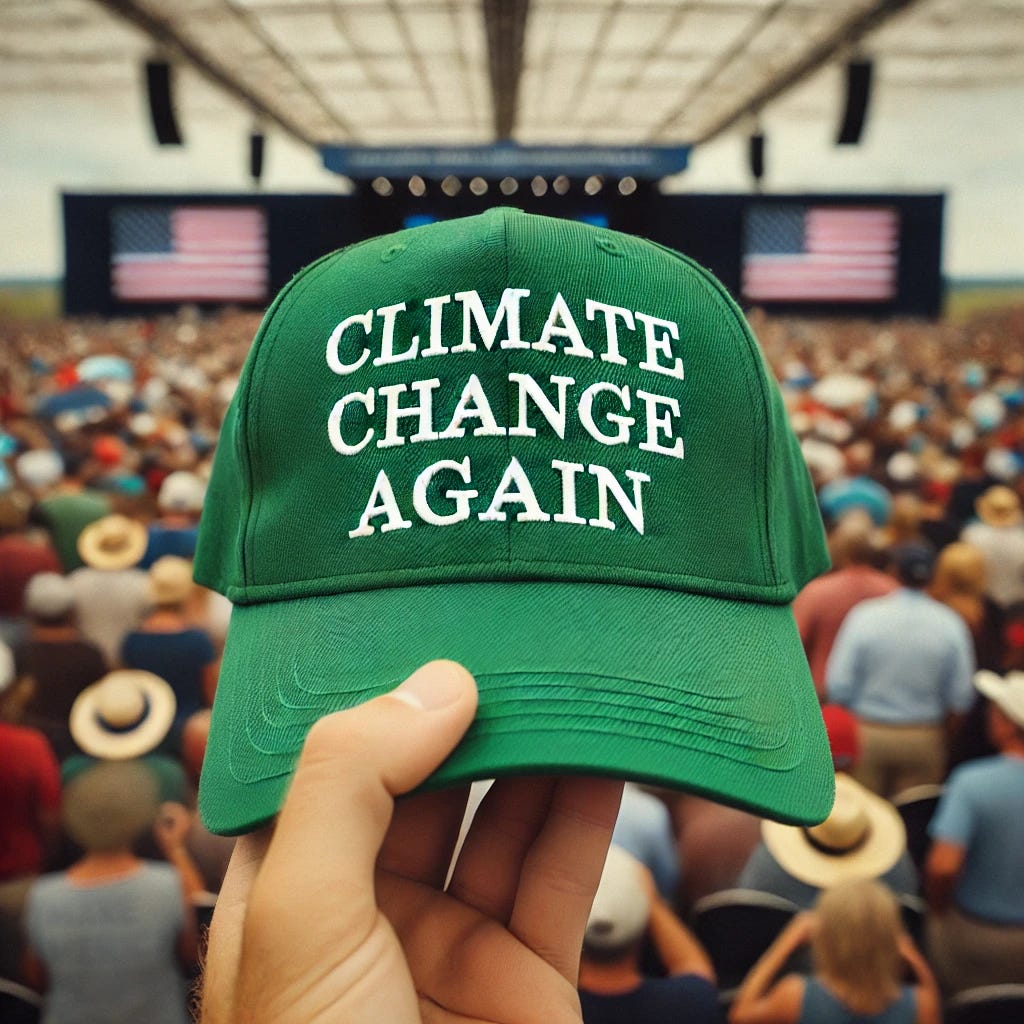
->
[200, 828, 272, 1023]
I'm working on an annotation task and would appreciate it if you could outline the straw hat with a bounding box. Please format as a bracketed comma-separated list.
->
[975, 485, 1023, 528]
[148, 555, 194, 606]
[69, 670, 176, 759]
[76, 513, 148, 570]
[585, 845, 651, 952]
[762, 774, 906, 889]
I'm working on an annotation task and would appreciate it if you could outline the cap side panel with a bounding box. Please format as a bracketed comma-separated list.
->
[243, 250, 356, 593]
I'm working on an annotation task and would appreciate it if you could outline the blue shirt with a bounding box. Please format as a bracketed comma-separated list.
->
[611, 784, 679, 901]
[825, 589, 975, 724]
[799, 978, 915, 1024]
[140, 524, 199, 570]
[928, 754, 1024, 923]
[580, 974, 722, 1024]
[120, 628, 215, 725]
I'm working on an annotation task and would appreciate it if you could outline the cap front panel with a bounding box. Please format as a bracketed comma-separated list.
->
[223, 210, 806, 603]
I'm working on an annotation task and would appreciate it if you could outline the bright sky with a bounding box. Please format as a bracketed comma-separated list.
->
[2, 62, 1022, 281]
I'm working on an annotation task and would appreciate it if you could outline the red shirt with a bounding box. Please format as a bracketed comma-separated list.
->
[0, 722, 61, 880]
[0, 535, 62, 616]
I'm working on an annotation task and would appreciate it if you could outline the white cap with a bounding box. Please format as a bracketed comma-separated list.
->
[584, 845, 650, 952]
[975, 671, 1024, 730]
[157, 470, 206, 513]
[24, 572, 75, 620]
[16, 449, 64, 488]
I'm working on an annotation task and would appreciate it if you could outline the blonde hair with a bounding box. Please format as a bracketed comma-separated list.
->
[930, 542, 987, 632]
[812, 880, 902, 1014]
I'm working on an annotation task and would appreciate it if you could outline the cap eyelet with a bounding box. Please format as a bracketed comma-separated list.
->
[381, 243, 408, 263]
[596, 237, 624, 257]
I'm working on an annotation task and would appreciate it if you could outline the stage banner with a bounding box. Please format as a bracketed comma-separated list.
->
[321, 143, 690, 179]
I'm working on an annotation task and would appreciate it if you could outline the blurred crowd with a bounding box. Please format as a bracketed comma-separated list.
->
[1, 302, 1023, 1023]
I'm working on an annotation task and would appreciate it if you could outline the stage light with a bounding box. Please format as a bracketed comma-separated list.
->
[584, 175, 603, 195]
[618, 176, 637, 195]
[531, 176, 548, 196]
[409, 175, 427, 196]
[441, 175, 462, 196]
[499, 177, 519, 195]
[372, 177, 393, 196]
[469, 177, 488, 195]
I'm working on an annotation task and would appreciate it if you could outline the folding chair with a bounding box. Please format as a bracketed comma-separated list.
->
[690, 888, 801, 996]
[0, 977, 42, 1024]
[945, 983, 1024, 1024]
[891, 783, 943, 875]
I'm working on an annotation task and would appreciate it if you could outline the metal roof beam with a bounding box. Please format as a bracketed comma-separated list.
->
[483, 0, 529, 140]
[92, 0, 318, 148]
[687, 0, 926, 145]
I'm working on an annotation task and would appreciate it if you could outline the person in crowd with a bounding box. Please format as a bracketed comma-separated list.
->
[930, 541, 1003, 764]
[140, 470, 206, 568]
[610, 783, 680, 903]
[793, 511, 897, 698]
[961, 484, 1024, 616]
[0, 640, 61, 982]
[728, 879, 940, 1024]
[22, 760, 198, 1024]
[17, 571, 107, 759]
[121, 555, 218, 740]
[24, 449, 111, 574]
[826, 541, 976, 797]
[928, 540, 992, 658]
[736, 773, 917, 909]
[178, 709, 236, 894]
[62, 668, 190, 805]
[578, 844, 721, 1024]
[0, 488, 61, 649]
[67, 512, 150, 665]
[924, 669, 1024, 994]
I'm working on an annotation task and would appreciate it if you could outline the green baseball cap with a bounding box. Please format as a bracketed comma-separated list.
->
[196, 208, 833, 835]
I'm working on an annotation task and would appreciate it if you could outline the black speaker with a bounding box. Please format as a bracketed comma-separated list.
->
[249, 131, 265, 184]
[748, 132, 765, 183]
[837, 59, 873, 145]
[144, 60, 183, 146]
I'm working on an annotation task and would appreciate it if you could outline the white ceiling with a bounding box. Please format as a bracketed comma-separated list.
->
[2, 0, 1022, 155]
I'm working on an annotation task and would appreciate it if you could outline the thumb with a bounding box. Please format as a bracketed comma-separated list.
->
[252, 660, 478, 916]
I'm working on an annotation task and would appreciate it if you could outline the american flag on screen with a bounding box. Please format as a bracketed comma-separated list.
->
[742, 204, 899, 303]
[110, 205, 268, 303]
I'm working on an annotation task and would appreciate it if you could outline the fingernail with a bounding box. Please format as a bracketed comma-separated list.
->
[392, 662, 466, 711]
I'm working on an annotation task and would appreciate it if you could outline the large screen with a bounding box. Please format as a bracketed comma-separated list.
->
[109, 204, 269, 304]
[741, 203, 899, 303]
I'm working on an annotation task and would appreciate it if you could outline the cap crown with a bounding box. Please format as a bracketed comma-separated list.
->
[196, 209, 826, 604]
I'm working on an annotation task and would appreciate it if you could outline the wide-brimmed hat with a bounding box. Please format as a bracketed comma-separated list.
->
[762, 773, 906, 889]
[975, 485, 1023, 528]
[76, 513, 148, 570]
[194, 209, 834, 836]
[148, 555, 195, 606]
[974, 670, 1024, 730]
[585, 845, 650, 952]
[69, 670, 176, 759]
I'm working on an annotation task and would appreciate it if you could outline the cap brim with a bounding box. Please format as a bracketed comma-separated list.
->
[200, 582, 834, 835]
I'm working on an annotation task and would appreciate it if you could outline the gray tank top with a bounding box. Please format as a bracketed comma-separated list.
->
[26, 862, 190, 1024]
